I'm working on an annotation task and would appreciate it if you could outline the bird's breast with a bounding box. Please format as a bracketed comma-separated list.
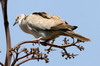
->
[19, 22, 31, 34]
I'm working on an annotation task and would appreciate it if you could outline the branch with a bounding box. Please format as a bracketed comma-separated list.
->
[11, 52, 32, 66]
[13, 39, 82, 50]
[12, 38, 84, 59]
[0, 0, 12, 66]
[11, 47, 49, 65]
[17, 52, 32, 60]
[11, 50, 19, 66]
[9, 37, 85, 65]
[15, 57, 46, 66]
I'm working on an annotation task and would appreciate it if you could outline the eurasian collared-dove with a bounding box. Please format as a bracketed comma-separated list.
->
[14, 12, 90, 42]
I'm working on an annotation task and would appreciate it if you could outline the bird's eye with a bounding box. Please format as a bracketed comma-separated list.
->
[17, 17, 20, 19]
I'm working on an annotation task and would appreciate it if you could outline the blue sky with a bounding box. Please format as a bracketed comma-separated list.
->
[0, 0, 100, 66]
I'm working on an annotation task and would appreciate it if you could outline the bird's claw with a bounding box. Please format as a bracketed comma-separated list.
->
[35, 37, 43, 45]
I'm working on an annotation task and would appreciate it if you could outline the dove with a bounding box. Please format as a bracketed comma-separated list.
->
[13, 12, 90, 42]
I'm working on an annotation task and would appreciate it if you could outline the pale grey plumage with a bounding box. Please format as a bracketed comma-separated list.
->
[14, 12, 90, 42]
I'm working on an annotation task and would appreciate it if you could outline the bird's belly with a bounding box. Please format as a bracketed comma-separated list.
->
[28, 29, 61, 41]
[38, 31, 61, 40]
[31, 31, 42, 38]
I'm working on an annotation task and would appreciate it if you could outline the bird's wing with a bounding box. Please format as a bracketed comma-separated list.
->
[26, 12, 72, 31]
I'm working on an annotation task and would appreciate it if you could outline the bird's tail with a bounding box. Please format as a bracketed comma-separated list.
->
[64, 31, 91, 41]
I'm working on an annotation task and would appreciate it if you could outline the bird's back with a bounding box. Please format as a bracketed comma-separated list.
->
[26, 12, 76, 31]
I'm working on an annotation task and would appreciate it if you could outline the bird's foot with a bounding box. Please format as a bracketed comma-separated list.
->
[35, 37, 43, 45]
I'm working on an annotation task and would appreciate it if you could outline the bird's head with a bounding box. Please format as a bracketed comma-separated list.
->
[13, 14, 26, 26]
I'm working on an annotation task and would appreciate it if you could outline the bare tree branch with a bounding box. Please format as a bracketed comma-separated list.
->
[11, 52, 32, 66]
[10, 38, 85, 65]
[13, 39, 83, 50]
[15, 57, 46, 66]
[0, 0, 12, 66]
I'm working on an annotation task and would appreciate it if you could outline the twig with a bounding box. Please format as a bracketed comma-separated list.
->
[11, 47, 45, 65]
[62, 48, 78, 59]
[17, 52, 32, 60]
[14, 40, 37, 49]
[11, 49, 19, 66]
[11, 52, 32, 66]
[15, 57, 45, 66]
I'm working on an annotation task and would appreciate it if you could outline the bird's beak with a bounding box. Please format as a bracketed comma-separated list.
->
[13, 21, 17, 26]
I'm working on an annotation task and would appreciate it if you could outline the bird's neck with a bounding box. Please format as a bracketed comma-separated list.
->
[19, 18, 24, 25]
[19, 18, 31, 34]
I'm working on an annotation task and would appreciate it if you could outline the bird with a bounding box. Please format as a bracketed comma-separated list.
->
[13, 12, 90, 42]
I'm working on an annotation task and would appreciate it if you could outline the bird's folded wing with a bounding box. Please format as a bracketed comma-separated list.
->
[26, 13, 70, 31]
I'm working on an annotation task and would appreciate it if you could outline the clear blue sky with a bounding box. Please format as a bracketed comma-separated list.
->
[0, 0, 100, 66]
